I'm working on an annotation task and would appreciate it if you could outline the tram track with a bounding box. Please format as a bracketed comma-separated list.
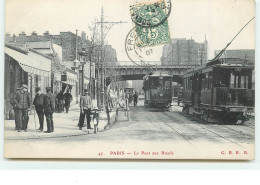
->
[161, 121, 192, 144]
[162, 111, 248, 147]
[220, 125, 254, 140]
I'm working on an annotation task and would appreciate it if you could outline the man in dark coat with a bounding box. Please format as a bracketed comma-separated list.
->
[79, 89, 92, 130]
[13, 84, 31, 132]
[64, 89, 73, 113]
[33, 87, 45, 131]
[56, 90, 64, 113]
[133, 91, 139, 106]
[43, 87, 56, 133]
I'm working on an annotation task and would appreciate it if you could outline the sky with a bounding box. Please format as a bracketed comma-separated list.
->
[5, 0, 255, 63]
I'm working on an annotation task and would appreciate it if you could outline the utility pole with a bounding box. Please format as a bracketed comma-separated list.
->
[75, 29, 79, 104]
[177, 40, 180, 74]
[97, 6, 127, 109]
[100, 6, 104, 109]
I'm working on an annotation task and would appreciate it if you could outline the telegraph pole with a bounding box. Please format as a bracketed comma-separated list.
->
[75, 29, 79, 104]
[100, 7, 104, 109]
[97, 6, 127, 109]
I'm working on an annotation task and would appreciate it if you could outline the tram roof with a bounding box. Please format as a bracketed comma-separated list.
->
[183, 58, 254, 75]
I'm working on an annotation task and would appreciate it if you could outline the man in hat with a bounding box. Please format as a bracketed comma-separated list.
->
[64, 89, 73, 113]
[79, 89, 92, 130]
[9, 87, 21, 130]
[43, 87, 55, 133]
[56, 90, 64, 113]
[13, 84, 31, 132]
[33, 87, 45, 131]
[133, 91, 139, 106]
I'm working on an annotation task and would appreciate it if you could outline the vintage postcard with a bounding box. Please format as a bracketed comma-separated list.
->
[3, 0, 255, 160]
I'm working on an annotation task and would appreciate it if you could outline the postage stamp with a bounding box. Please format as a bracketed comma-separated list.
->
[134, 21, 171, 47]
[130, 0, 172, 27]
[130, 0, 171, 47]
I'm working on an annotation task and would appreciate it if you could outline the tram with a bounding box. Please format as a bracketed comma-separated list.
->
[182, 58, 254, 124]
[143, 71, 172, 108]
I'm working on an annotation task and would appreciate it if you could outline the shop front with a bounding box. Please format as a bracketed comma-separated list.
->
[4, 46, 51, 119]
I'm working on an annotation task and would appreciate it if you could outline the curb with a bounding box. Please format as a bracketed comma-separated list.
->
[5, 130, 90, 141]
[5, 112, 117, 140]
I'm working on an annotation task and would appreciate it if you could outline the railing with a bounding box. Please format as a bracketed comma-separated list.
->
[102, 63, 197, 69]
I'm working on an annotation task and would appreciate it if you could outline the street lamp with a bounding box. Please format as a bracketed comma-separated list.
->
[71, 59, 81, 104]
[78, 48, 89, 95]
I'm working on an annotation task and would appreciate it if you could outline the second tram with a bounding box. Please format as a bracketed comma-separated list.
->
[182, 58, 254, 124]
[143, 72, 172, 108]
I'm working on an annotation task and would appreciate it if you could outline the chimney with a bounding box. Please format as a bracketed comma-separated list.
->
[19, 31, 26, 37]
[81, 31, 86, 40]
[13, 34, 16, 42]
[31, 31, 37, 36]
[43, 31, 50, 36]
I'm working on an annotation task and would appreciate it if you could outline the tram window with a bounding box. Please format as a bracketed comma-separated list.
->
[164, 80, 171, 89]
[201, 73, 208, 90]
[208, 72, 212, 89]
[184, 78, 188, 90]
[230, 73, 235, 88]
[241, 75, 248, 89]
[230, 73, 250, 89]
[150, 77, 171, 89]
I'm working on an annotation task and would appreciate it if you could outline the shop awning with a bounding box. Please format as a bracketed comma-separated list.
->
[5, 47, 51, 77]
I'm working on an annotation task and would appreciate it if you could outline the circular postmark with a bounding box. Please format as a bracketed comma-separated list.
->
[125, 27, 157, 65]
[130, 0, 172, 27]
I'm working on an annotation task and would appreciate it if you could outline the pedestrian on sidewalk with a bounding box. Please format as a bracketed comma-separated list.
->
[79, 89, 92, 130]
[33, 87, 45, 131]
[13, 84, 31, 132]
[9, 88, 21, 130]
[64, 89, 73, 113]
[56, 90, 64, 113]
[133, 91, 139, 106]
[43, 87, 56, 133]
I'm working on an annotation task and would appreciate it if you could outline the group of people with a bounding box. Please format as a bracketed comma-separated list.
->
[10, 84, 56, 133]
[126, 90, 139, 106]
[10, 84, 138, 133]
[56, 90, 73, 113]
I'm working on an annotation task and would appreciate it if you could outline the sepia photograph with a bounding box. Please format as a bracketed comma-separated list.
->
[3, 0, 255, 159]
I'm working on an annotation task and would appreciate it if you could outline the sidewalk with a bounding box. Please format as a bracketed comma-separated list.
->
[4, 101, 116, 140]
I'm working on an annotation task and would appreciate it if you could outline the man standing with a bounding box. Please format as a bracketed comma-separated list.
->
[79, 89, 92, 130]
[13, 84, 31, 132]
[43, 87, 55, 133]
[64, 89, 73, 113]
[33, 87, 45, 131]
[56, 90, 64, 113]
[133, 91, 139, 106]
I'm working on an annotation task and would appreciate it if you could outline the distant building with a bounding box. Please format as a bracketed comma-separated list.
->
[161, 38, 208, 66]
[104, 45, 118, 66]
[214, 49, 255, 63]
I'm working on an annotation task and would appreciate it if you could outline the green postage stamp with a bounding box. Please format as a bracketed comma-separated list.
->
[130, 0, 171, 47]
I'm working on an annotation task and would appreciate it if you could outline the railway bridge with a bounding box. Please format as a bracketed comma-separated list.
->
[99, 64, 197, 81]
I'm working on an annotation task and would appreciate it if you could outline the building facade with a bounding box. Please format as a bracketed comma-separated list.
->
[161, 38, 208, 66]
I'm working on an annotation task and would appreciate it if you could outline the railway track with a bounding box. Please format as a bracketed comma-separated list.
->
[162, 111, 252, 147]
